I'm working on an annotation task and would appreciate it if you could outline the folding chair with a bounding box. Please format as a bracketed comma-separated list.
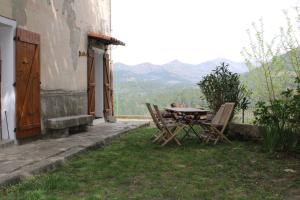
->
[146, 103, 166, 142]
[197, 103, 235, 144]
[145, 103, 177, 143]
[153, 105, 186, 147]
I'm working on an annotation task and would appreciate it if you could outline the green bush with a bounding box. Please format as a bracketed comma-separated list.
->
[198, 62, 250, 113]
[255, 78, 300, 153]
[263, 126, 299, 153]
[254, 78, 300, 129]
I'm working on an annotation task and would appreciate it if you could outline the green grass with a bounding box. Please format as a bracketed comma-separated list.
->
[1, 128, 300, 200]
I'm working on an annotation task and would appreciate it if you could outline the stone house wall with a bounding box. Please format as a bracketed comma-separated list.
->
[0, 0, 111, 133]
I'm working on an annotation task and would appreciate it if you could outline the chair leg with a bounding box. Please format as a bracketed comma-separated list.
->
[153, 125, 177, 143]
[212, 128, 232, 144]
[213, 137, 220, 145]
[174, 136, 182, 146]
[161, 126, 183, 147]
[221, 134, 232, 144]
[173, 125, 186, 145]
[153, 132, 165, 143]
[151, 130, 161, 141]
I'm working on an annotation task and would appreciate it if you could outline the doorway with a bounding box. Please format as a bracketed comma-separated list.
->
[94, 48, 104, 118]
[0, 16, 16, 140]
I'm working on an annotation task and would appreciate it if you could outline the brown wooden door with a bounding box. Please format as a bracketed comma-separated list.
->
[15, 28, 41, 139]
[103, 52, 114, 120]
[87, 48, 96, 116]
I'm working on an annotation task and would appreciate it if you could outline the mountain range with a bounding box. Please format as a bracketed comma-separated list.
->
[113, 58, 249, 116]
[114, 58, 248, 85]
[113, 53, 298, 116]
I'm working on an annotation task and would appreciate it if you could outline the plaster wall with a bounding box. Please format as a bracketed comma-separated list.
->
[0, 0, 111, 91]
[0, 0, 111, 135]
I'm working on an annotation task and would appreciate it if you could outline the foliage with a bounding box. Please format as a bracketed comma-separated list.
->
[114, 81, 206, 116]
[241, 19, 290, 102]
[240, 96, 251, 123]
[262, 126, 299, 154]
[254, 77, 300, 153]
[198, 62, 250, 113]
[2, 128, 300, 199]
[243, 8, 300, 154]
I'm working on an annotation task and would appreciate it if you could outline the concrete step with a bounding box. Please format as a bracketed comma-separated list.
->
[0, 140, 14, 149]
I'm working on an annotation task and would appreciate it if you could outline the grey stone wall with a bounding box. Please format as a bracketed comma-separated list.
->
[228, 123, 264, 141]
[41, 90, 87, 133]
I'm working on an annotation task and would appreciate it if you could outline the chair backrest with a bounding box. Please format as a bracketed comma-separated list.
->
[153, 105, 169, 130]
[211, 104, 225, 125]
[146, 103, 163, 130]
[217, 102, 235, 133]
[211, 103, 235, 133]
[220, 102, 235, 123]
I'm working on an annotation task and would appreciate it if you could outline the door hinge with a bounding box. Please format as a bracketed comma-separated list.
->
[13, 82, 16, 87]
[14, 128, 16, 132]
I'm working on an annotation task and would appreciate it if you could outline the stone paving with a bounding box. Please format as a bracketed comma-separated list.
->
[0, 121, 149, 187]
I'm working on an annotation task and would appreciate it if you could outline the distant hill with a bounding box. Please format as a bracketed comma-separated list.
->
[114, 58, 248, 85]
[113, 58, 248, 116]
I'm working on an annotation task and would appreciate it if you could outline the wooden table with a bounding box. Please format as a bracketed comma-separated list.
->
[165, 107, 209, 142]
[165, 107, 208, 116]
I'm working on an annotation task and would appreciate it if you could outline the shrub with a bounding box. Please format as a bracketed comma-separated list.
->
[242, 9, 300, 154]
[254, 78, 300, 130]
[255, 78, 300, 153]
[198, 62, 250, 113]
[263, 126, 299, 153]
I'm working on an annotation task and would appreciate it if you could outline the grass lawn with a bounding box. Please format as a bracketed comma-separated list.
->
[1, 127, 300, 200]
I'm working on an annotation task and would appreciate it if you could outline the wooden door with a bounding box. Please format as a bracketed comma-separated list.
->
[103, 52, 114, 120]
[87, 48, 96, 116]
[15, 28, 41, 139]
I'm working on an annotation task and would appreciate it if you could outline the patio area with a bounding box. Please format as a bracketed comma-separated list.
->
[1, 127, 300, 199]
[0, 121, 149, 188]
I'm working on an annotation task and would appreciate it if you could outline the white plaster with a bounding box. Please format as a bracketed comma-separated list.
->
[94, 48, 104, 118]
[0, 16, 16, 140]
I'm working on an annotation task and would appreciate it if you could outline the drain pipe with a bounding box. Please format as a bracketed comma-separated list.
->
[5, 111, 10, 140]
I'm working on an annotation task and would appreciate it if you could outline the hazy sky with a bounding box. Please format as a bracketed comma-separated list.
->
[111, 0, 299, 65]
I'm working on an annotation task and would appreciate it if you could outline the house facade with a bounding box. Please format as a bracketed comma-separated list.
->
[0, 0, 123, 141]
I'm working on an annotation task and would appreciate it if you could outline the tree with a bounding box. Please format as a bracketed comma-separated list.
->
[198, 62, 250, 113]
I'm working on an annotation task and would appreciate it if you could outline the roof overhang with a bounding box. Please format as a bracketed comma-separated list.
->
[88, 32, 125, 46]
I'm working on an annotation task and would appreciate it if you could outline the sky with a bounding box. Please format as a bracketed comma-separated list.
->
[111, 0, 300, 65]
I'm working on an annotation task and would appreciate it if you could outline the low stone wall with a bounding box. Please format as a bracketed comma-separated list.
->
[228, 123, 265, 141]
[41, 90, 88, 134]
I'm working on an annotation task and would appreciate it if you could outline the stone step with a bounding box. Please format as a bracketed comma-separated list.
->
[0, 140, 14, 149]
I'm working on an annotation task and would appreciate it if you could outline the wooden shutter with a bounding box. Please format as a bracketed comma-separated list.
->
[15, 28, 41, 139]
[103, 52, 114, 121]
[87, 48, 96, 116]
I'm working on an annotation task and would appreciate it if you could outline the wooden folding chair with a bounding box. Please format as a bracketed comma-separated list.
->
[146, 103, 178, 143]
[146, 103, 166, 142]
[153, 105, 185, 147]
[198, 103, 235, 144]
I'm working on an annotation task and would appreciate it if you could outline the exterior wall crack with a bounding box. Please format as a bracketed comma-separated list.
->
[62, 0, 81, 70]
[12, 0, 27, 26]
